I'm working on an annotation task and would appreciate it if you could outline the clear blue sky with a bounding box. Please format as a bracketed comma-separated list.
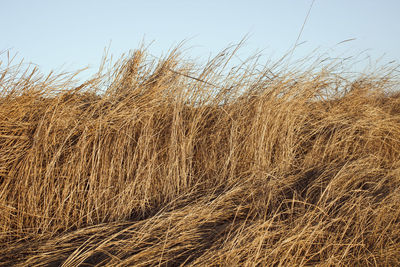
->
[1, 0, 399, 79]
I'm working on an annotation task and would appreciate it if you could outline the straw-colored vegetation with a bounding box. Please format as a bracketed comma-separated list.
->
[0, 46, 399, 266]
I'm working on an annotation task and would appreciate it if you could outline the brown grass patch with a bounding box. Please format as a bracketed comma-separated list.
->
[0, 47, 400, 266]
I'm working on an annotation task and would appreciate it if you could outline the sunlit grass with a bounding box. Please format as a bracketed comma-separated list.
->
[0, 45, 399, 266]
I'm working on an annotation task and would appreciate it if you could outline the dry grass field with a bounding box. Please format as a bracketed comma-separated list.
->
[0, 46, 400, 266]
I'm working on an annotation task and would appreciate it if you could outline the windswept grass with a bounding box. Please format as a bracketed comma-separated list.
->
[0, 46, 399, 266]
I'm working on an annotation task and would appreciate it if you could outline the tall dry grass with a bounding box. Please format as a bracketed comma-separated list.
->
[0, 46, 400, 266]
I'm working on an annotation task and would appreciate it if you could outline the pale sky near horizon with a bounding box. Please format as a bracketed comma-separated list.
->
[1, 0, 399, 80]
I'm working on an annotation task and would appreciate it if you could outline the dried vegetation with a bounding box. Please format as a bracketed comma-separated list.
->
[0, 46, 400, 266]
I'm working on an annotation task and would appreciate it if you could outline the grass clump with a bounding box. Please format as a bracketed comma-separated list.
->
[0, 46, 399, 266]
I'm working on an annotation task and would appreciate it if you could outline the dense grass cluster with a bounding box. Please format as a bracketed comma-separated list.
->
[0, 46, 400, 266]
